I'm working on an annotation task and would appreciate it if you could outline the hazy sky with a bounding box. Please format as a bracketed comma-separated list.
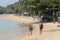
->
[0, 0, 19, 7]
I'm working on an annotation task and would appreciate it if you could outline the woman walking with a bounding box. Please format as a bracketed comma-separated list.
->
[28, 23, 33, 35]
[39, 23, 44, 34]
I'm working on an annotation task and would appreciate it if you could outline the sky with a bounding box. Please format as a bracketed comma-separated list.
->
[0, 0, 19, 7]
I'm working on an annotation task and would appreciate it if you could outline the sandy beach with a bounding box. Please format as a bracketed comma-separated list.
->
[0, 14, 60, 40]
[0, 14, 38, 24]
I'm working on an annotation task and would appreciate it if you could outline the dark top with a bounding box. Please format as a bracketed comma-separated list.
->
[29, 24, 33, 30]
[40, 24, 43, 29]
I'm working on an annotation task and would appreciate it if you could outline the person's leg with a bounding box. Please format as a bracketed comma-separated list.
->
[28, 29, 30, 35]
[31, 30, 32, 35]
[40, 29, 42, 34]
[28, 30, 32, 35]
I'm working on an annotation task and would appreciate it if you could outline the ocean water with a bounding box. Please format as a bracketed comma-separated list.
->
[0, 19, 27, 40]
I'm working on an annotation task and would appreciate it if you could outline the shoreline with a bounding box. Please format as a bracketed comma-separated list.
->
[0, 14, 60, 40]
[0, 14, 38, 24]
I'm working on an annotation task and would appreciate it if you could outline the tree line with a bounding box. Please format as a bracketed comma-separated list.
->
[0, 0, 60, 16]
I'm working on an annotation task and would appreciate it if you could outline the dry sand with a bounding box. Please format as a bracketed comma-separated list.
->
[0, 14, 60, 40]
